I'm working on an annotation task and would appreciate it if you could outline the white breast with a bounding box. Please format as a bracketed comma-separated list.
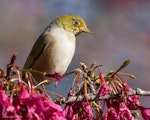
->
[44, 27, 76, 75]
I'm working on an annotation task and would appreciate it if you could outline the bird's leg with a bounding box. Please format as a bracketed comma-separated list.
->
[46, 72, 64, 80]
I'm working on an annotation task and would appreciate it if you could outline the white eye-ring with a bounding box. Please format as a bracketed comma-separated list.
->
[72, 19, 80, 26]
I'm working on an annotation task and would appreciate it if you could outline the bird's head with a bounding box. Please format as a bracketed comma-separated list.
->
[52, 14, 91, 36]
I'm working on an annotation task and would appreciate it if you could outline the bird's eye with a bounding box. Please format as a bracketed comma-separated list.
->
[72, 19, 79, 26]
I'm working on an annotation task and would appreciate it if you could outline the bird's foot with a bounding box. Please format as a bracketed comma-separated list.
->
[46, 73, 64, 86]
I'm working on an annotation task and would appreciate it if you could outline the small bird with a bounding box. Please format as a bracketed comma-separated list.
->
[24, 14, 91, 85]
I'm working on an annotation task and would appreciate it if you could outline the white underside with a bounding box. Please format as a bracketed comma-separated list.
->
[32, 26, 76, 76]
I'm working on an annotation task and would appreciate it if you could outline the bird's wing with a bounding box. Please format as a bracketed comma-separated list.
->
[23, 33, 48, 69]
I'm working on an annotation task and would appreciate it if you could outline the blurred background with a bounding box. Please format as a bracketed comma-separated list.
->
[0, 0, 150, 106]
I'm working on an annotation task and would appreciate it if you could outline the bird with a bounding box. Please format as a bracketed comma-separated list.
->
[23, 14, 91, 85]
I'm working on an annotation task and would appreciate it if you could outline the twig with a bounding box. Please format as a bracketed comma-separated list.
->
[6, 53, 18, 80]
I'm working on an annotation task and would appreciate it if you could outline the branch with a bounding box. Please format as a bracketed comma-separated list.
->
[55, 88, 150, 104]
[128, 88, 150, 96]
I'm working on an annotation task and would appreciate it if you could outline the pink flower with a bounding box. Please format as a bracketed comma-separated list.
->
[105, 107, 119, 120]
[138, 106, 150, 120]
[118, 103, 133, 120]
[122, 82, 132, 91]
[127, 96, 139, 110]
[105, 103, 134, 120]
[18, 85, 30, 105]
[0, 85, 9, 105]
[63, 106, 75, 120]
[0, 82, 66, 120]
[0, 86, 9, 119]
[98, 84, 110, 96]
[0, 85, 22, 120]
[25, 94, 66, 120]
[98, 72, 110, 96]
[2, 104, 22, 120]
[80, 100, 93, 120]
[64, 99, 93, 120]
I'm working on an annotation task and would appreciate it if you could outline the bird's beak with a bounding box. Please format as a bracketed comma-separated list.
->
[79, 27, 92, 34]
